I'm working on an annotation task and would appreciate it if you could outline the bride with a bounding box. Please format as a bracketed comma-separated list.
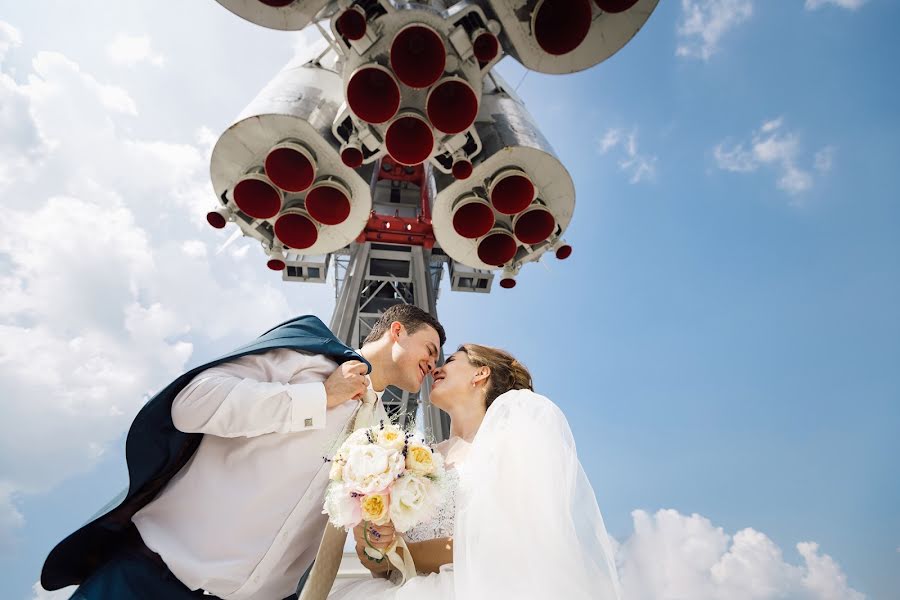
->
[327, 344, 620, 600]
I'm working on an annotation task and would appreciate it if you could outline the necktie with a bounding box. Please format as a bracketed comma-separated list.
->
[299, 390, 378, 600]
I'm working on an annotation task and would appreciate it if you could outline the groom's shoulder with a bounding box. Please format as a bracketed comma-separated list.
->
[259, 314, 334, 338]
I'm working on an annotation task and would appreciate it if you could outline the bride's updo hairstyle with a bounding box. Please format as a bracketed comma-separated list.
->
[459, 344, 533, 409]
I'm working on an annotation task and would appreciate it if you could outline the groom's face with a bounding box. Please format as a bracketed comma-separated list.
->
[389, 323, 440, 393]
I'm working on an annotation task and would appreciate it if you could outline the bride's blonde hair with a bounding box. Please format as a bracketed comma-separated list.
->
[458, 344, 533, 409]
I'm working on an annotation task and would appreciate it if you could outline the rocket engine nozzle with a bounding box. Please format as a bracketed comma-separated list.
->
[264, 142, 315, 193]
[452, 197, 494, 239]
[390, 24, 446, 89]
[347, 65, 401, 124]
[533, 0, 593, 56]
[489, 170, 536, 215]
[385, 113, 434, 166]
[472, 30, 500, 63]
[427, 78, 478, 135]
[477, 228, 518, 267]
[336, 6, 367, 41]
[233, 175, 283, 220]
[305, 180, 352, 226]
[274, 209, 319, 250]
[513, 206, 556, 245]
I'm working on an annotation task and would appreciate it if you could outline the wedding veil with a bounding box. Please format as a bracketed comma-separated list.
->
[452, 389, 621, 600]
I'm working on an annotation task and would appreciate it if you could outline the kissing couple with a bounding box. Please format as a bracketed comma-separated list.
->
[42, 304, 619, 599]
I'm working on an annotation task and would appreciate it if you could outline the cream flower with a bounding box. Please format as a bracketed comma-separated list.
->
[405, 443, 438, 476]
[328, 458, 344, 482]
[377, 424, 406, 451]
[360, 492, 391, 525]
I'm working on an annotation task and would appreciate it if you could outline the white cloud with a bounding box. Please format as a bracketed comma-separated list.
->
[805, 0, 867, 10]
[0, 20, 22, 65]
[713, 117, 833, 198]
[597, 128, 658, 184]
[676, 0, 754, 60]
[28, 51, 138, 117]
[31, 582, 75, 599]
[0, 24, 330, 549]
[677, 0, 869, 60]
[106, 33, 165, 67]
[618, 509, 865, 600]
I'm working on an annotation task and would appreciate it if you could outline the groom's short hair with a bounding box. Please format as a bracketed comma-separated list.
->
[364, 304, 446, 347]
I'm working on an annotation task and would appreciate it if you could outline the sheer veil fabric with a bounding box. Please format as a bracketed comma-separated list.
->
[327, 389, 620, 600]
[453, 389, 620, 600]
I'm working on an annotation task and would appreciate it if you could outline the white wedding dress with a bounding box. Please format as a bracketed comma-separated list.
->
[326, 390, 620, 600]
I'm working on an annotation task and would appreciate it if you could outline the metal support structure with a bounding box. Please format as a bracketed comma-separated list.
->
[329, 242, 450, 440]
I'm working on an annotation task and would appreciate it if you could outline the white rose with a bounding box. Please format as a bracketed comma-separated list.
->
[343, 444, 405, 494]
[377, 424, 406, 451]
[323, 484, 360, 529]
[343, 427, 373, 448]
[390, 474, 440, 532]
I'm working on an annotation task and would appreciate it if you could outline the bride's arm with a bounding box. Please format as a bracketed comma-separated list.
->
[402, 536, 453, 574]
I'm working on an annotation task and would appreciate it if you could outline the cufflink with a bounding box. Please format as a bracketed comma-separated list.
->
[305, 418, 314, 427]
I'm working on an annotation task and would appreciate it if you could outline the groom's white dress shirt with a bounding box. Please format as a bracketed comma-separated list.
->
[132, 348, 385, 600]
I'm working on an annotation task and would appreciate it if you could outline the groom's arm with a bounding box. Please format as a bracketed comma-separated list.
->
[171, 348, 336, 438]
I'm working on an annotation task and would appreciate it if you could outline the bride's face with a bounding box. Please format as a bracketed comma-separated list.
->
[429, 351, 480, 411]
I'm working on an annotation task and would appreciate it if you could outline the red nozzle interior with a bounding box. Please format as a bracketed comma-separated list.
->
[206, 211, 227, 229]
[336, 7, 367, 41]
[477, 231, 518, 266]
[347, 66, 401, 124]
[427, 79, 478, 135]
[473, 31, 500, 63]
[341, 146, 364, 168]
[305, 185, 352, 226]
[274, 212, 318, 249]
[533, 0, 593, 56]
[490, 172, 535, 215]
[452, 159, 473, 180]
[233, 178, 282, 220]
[265, 146, 315, 193]
[452, 201, 494, 239]
[390, 25, 446, 89]
[514, 208, 556, 244]
[385, 115, 434, 166]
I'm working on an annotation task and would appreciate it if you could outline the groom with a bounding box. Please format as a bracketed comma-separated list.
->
[41, 304, 445, 600]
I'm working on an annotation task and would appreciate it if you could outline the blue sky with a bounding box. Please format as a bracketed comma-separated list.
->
[1, 1, 897, 599]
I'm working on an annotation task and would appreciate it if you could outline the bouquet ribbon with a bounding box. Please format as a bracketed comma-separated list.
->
[386, 537, 417, 583]
[365, 526, 417, 583]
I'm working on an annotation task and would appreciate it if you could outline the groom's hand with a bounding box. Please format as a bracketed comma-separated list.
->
[324, 361, 370, 409]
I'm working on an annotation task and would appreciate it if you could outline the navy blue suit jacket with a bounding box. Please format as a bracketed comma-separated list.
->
[41, 315, 368, 590]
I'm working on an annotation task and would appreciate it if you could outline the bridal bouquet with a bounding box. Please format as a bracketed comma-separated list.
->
[323, 421, 445, 578]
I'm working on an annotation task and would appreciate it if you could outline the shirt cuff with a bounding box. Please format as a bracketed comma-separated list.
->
[288, 382, 328, 431]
